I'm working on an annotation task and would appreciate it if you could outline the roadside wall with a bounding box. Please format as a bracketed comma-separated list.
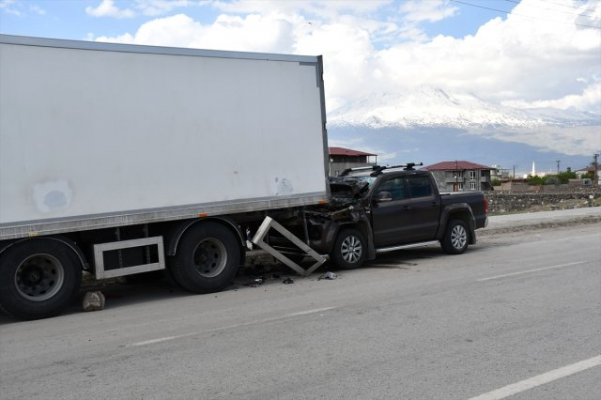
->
[487, 188, 601, 213]
[498, 182, 599, 193]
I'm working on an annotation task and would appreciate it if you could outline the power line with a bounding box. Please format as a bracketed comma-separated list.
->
[450, 0, 601, 29]
[504, 0, 597, 17]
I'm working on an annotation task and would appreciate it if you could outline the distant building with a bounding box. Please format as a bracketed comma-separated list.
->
[491, 165, 511, 180]
[329, 147, 377, 176]
[576, 165, 601, 184]
[575, 165, 601, 176]
[422, 161, 495, 192]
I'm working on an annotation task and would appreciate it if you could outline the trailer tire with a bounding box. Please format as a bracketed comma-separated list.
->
[331, 228, 366, 270]
[0, 239, 82, 320]
[170, 222, 240, 294]
[441, 219, 469, 254]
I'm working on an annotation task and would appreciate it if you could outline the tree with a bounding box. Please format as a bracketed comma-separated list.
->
[556, 168, 577, 184]
[526, 175, 544, 185]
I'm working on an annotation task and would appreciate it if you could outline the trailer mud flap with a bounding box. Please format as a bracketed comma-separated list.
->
[251, 217, 327, 276]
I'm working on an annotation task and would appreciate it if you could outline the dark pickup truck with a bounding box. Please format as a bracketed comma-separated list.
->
[299, 163, 488, 269]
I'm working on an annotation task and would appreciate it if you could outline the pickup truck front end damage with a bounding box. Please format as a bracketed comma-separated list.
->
[303, 205, 376, 262]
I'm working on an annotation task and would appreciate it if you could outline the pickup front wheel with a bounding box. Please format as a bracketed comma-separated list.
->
[331, 229, 366, 269]
[441, 219, 469, 254]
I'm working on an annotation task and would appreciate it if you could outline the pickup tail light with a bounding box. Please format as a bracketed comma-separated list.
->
[483, 196, 488, 214]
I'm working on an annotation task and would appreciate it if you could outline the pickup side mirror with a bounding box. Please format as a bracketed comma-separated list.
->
[374, 191, 392, 203]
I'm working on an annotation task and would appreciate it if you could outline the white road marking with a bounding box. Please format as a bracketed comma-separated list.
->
[477, 261, 588, 282]
[468, 355, 601, 400]
[131, 336, 180, 347]
[130, 307, 336, 347]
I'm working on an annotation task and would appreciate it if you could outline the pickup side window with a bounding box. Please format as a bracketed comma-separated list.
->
[375, 177, 407, 201]
[407, 176, 433, 198]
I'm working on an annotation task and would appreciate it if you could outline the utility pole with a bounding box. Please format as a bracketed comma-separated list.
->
[594, 153, 599, 185]
[556, 160, 560, 174]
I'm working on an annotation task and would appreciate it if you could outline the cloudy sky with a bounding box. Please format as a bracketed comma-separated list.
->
[1, 0, 600, 170]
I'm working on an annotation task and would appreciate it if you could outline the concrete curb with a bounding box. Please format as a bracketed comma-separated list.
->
[480, 207, 601, 235]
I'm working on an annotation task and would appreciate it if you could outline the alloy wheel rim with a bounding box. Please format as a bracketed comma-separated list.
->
[341, 236, 363, 263]
[451, 225, 467, 249]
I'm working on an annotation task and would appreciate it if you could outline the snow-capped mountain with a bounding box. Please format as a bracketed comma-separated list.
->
[326, 86, 600, 174]
[328, 86, 598, 130]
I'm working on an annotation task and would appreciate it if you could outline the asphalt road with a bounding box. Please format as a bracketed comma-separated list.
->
[1, 221, 600, 399]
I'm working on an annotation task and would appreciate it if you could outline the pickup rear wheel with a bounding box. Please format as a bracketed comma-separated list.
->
[331, 228, 366, 269]
[0, 239, 82, 320]
[170, 222, 240, 293]
[441, 219, 469, 254]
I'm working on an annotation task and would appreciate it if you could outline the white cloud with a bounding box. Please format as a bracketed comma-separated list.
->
[0, 0, 20, 16]
[93, 0, 600, 111]
[87, 0, 196, 18]
[398, 0, 458, 23]
[0, 0, 46, 16]
[210, 0, 392, 18]
[29, 5, 45, 15]
[97, 14, 200, 46]
[503, 81, 601, 111]
[96, 12, 297, 53]
[86, 0, 135, 18]
[135, 0, 192, 16]
[372, 0, 601, 112]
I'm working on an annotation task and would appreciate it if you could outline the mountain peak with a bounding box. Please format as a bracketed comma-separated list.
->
[328, 87, 597, 130]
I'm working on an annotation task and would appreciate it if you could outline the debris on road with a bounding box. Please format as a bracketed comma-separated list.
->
[244, 277, 265, 287]
[282, 278, 295, 284]
[319, 271, 337, 280]
[82, 291, 105, 312]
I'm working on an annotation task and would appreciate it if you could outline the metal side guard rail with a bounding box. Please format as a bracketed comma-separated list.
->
[251, 216, 328, 276]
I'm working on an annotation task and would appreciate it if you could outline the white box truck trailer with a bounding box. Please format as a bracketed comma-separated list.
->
[0, 35, 330, 319]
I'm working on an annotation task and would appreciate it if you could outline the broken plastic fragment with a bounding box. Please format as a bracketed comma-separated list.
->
[319, 271, 337, 280]
[282, 278, 294, 284]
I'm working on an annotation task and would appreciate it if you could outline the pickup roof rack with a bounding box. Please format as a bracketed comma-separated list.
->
[339, 163, 423, 177]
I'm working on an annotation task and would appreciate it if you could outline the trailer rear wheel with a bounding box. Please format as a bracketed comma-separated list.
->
[0, 239, 82, 320]
[170, 222, 240, 293]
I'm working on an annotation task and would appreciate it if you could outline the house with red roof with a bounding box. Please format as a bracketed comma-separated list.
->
[329, 147, 378, 176]
[422, 161, 496, 192]
[576, 164, 601, 184]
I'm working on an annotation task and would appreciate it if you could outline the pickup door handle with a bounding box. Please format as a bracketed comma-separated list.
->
[432, 201, 439, 206]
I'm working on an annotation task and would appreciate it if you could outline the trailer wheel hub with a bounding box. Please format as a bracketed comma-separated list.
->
[14, 254, 65, 301]
[193, 239, 228, 278]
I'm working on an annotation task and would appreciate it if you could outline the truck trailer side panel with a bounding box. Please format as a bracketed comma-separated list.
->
[0, 36, 329, 240]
